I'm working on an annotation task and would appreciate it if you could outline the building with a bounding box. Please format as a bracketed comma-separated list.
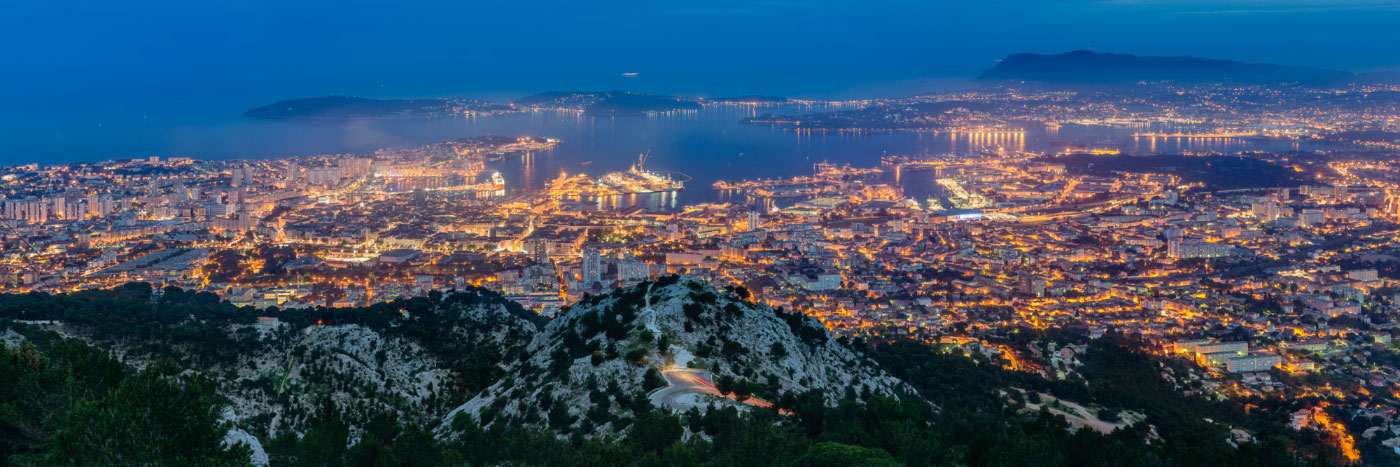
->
[1018, 273, 1045, 297]
[1227, 354, 1283, 373]
[799, 273, 842, 291]
[1167, 239, 1231, 260]
[1298, 209, 1326, 227]
[1197, 341, 1248, 354]
[619, 258, 649, 282]
[581, 248, 601, 285]
[530, 237, 549, 264]
[1332, 285, 1366, 303]
[339, 158, 372, 177]
[1171, 339, 1213, 354]
[230, 166, 246, 187]
[1172, 339, 1247, 355]
[1251, 201, 1281, 221]
[3, 198, 50, 223]
[1348, 269, 1379, 281]
[376, 249, 421, 265]
[1199, 351, 1241, 367]
[203, 202, 237, 218]
[306, 166, 343, 185]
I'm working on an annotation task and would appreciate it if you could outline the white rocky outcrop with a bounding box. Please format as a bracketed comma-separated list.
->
[440, 277, 909, 439]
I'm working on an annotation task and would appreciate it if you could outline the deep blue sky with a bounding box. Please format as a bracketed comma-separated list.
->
[4, 0, 1400, 108]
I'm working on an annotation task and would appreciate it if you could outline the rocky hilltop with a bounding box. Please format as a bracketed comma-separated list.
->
[440, 276, 908, 439]
[214, 293, 542, 435]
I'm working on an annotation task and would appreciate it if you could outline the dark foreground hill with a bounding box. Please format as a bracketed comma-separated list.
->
[0, 279, 1355, 465]
[439, 276, 909, 440]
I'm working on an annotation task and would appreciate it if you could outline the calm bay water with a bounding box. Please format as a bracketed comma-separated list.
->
[0, 103, 1335, 207]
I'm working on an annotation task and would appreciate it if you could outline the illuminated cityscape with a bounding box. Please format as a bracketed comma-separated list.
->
[6, 1, 1400, 465]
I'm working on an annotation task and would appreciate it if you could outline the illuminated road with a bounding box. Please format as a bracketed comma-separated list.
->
[650, 369, 719, 411]
[649, 368, 782, 412]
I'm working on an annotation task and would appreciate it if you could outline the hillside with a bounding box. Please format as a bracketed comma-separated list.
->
[440, 276, 908, 438]
[2, 279, 1355, 464]
[0, 284, 543, 436]
[243, 96, 510, 119]
[213, 296, 541, 436]
[514, 91, 701, 115]
[0, 281, 1352, 465]
[979, 50, 1348, 85]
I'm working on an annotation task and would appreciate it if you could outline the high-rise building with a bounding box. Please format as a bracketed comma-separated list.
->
[1298, 209, 1325, 227]
[531, 237, 549, 264]
[98, 195, 114, 217]
[1018, 273, 1045, 297]
[49, 197, 64, 220]
[1387, 190, 1400, 220]
[4, 198, 49, 223]
[1252, 201, 1281, 221]
[581, 248, 601, 285]
[339, 158, 372, 177]
[747, 211, 761, 231]
[306, 166, 343, 185]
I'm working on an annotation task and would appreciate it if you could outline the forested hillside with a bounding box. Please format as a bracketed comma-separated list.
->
[0, 280, 1346, 466]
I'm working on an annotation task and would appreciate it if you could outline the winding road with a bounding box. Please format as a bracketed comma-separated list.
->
[649, 368, 782, 412]
[641, 280, 786, 414]
[650, 369, 719, 410]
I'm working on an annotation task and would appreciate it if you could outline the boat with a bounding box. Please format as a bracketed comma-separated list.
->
[596, 152, 684, 195]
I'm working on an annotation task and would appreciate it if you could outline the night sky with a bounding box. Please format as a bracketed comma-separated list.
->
[4, 0, 1399, 106]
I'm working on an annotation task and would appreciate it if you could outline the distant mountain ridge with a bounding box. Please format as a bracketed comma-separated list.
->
[513, 91, 701, 115]
[979, 50, 1349, 85]
[246, 92, 703, 119]
[244, 96, 510, 119]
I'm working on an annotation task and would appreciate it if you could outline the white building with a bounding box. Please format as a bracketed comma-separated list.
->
[1226, 354, 1282, 373]
[1167, 239, 1231, 260]
[581, 248, 601, 284]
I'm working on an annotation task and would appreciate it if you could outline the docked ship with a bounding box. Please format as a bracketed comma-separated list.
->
[597, 152, 684, 194]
